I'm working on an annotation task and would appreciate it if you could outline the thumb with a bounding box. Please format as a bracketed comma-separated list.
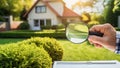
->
[88, 36, 104, 45]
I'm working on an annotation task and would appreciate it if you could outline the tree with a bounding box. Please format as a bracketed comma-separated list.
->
[0, 0, 24, 16]
[72, 0, 97, 13]
[72, 0, 105, 24]
[23, 0, 33, 10]
[113, 0, 120, 12]
[103, 0, 116, 26]
[20, 7, 27, 20]
[20, 0, 34, 20]
[0, 0, 33, 20]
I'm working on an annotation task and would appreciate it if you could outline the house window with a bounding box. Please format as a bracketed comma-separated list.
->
[35, 6, 46, 13]
[46, 19, 51, 26]
[34, 20, 39, 27]
[40, 20, 45, 26]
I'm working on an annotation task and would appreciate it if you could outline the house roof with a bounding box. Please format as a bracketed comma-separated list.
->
[62, 6, 80, 18]
[44, 2, 61, 16]
[24, 0, 80, 18]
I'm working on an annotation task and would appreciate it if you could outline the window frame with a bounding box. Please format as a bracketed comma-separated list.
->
[46, 19, 51, 26]
[34, 19, 39, 27]
[40, 19, 45, 26]
[35, 6, 46, 13]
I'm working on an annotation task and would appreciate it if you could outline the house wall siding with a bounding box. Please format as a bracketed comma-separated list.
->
[28, 1, 61, 30]
[49, 2, 64, 16]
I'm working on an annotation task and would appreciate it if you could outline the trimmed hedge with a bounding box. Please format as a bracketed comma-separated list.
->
[18, 37, 63, 62]
[41, 25, 65, 30]
[41, 25, 52, 29]
[0, 32, 66, 38]
[0, 43, 52, 68]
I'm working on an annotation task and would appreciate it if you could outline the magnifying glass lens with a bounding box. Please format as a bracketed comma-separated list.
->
[66, 22, 89, 44]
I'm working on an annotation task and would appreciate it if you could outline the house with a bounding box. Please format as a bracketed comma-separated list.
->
[24, 0, 81, 30]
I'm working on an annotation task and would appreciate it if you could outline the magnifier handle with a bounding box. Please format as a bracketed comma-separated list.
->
[89, 31, 103, 37]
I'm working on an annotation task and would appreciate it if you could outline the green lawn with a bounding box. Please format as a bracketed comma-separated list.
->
[0, 38, 120, 61]
[59, 39, 120, 61]
[0, 38, 25, 45]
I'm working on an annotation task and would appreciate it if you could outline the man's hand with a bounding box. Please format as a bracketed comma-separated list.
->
[88, 23, 116, 52]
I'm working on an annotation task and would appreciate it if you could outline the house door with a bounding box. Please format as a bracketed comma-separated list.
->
[40, 19, 45, 29]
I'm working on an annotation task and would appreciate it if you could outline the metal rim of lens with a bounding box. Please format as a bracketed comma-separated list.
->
[66, 22, 89, 44]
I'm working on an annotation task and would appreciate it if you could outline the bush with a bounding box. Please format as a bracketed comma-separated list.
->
[0, 43, 52, 68]
[0, 32, 66, 38]
[51, 25, 57, 29]
[18, 22, 30, 30]
[57, 24, 65, 29]
[18, 37, 63, 62]
[41, 26, 52, 29]
[87, 21, 100, 28]
[41, 25, 65, 30]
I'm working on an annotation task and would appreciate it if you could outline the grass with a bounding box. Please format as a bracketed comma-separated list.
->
[0, 38, 25, 45]
[0, 38, 120, 61]
[59, 39, 120, 61]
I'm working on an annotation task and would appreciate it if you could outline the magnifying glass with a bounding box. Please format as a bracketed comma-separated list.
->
[66, 22, 103, 44]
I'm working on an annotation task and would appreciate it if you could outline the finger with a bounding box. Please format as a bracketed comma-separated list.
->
[89, 40, 93, 45]
[89, 25, 104, 32]
[89, 23, 115, 34]
[88, 35, 105, 46]
[94, 43, 103, 48]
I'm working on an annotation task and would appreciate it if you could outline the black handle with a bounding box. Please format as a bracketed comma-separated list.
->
[89, 31, 104, 37]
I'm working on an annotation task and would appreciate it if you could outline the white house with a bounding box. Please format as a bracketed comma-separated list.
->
[24, 0, 81, 30]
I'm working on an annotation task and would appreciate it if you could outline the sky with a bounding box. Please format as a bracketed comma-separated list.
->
[63, 0, 79, 8]
[34, 0, 79, 8]
[63, 0, 91, 8]
[64, 0, 104, 14]
[33, 0, 104, 14]
[34, 0, 93, 8]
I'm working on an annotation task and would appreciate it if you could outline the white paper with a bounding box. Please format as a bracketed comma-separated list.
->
[53, 61, 120, 68]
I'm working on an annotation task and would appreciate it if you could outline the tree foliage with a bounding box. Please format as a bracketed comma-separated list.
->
[72, 0, 105, 25]
[113, 0, 120, 12]
[103, 0, 115, 25]
[0, 0, 23, 16]
[72, 0, 97, 12]
[103, 0, 120, 27]
[72, 0, 97, 8]
[0, 0, 33, 20]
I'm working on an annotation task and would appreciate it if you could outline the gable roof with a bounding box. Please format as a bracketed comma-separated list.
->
[62, 6, 80, 18]
[44, 2, 61, 16]
[24, 0, 40, 17]
[24, 0, 80, 18]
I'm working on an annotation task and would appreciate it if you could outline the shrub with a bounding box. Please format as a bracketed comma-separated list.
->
[51, 25, 57, 29]
[41, 25, 65, 30]
[0, 32, 66, 38]
[0, 43, 52, 68]
[18, 21, 30, 30]
[57, 24, 65, 29]
[18, 37, 63, 62]
[87, 21, 100, 28]
[41, 26, 52, 29]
